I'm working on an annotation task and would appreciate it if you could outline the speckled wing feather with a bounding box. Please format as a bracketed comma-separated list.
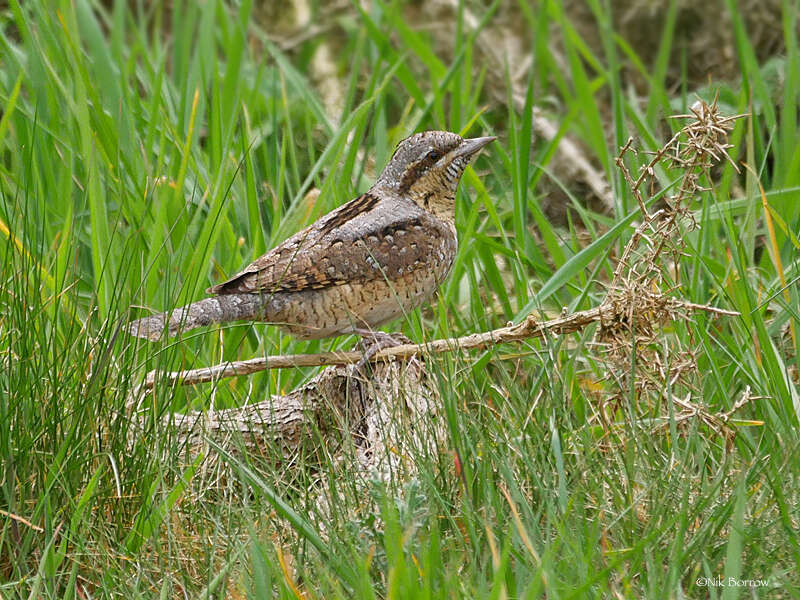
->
[208, 192, 449, 295]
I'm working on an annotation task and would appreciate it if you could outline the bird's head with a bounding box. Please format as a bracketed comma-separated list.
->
[373, 130, 495, 221]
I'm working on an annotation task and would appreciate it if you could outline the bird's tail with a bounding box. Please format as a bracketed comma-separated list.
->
[127, 294, 270, 341]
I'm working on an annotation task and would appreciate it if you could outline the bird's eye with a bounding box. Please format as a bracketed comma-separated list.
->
[426, 150, 441, 161]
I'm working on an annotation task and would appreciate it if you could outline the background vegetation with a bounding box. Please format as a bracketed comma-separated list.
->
[1, 0, 798, 597]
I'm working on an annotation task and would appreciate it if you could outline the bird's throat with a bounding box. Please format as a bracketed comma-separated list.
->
[408, 173, 459, 224]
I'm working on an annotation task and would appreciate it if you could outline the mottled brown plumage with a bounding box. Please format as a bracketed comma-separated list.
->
[128, 131, 495, 341]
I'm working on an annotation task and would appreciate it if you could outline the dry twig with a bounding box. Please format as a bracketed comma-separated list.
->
[139, 299, 737, 391]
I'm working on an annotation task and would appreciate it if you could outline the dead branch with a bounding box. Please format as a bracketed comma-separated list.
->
[140, 300, 738, 390]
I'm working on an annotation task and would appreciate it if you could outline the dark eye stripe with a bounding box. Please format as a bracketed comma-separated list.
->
[397, 138, 462, 192]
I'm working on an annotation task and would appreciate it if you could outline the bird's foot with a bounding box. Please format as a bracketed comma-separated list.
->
[353, 328, 411, 372]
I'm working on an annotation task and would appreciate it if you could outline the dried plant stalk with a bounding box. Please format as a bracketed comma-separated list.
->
[596, 95, 749, 434]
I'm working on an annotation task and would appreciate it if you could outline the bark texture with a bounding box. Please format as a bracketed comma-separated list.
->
[130, 356, 441, 484]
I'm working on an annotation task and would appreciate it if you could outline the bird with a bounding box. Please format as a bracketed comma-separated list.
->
[128, 130, 495, 343]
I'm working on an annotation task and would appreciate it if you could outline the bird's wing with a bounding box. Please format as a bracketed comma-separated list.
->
[207, 192, 444, 295]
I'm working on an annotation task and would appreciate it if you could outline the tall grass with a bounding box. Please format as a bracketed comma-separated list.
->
[1, 0, 798, 597]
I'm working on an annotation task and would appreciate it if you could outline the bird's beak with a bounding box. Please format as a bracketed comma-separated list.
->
[454, 136, 497, 160]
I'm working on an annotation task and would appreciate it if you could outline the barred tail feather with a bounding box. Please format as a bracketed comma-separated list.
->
[127, 294, 271, 341]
